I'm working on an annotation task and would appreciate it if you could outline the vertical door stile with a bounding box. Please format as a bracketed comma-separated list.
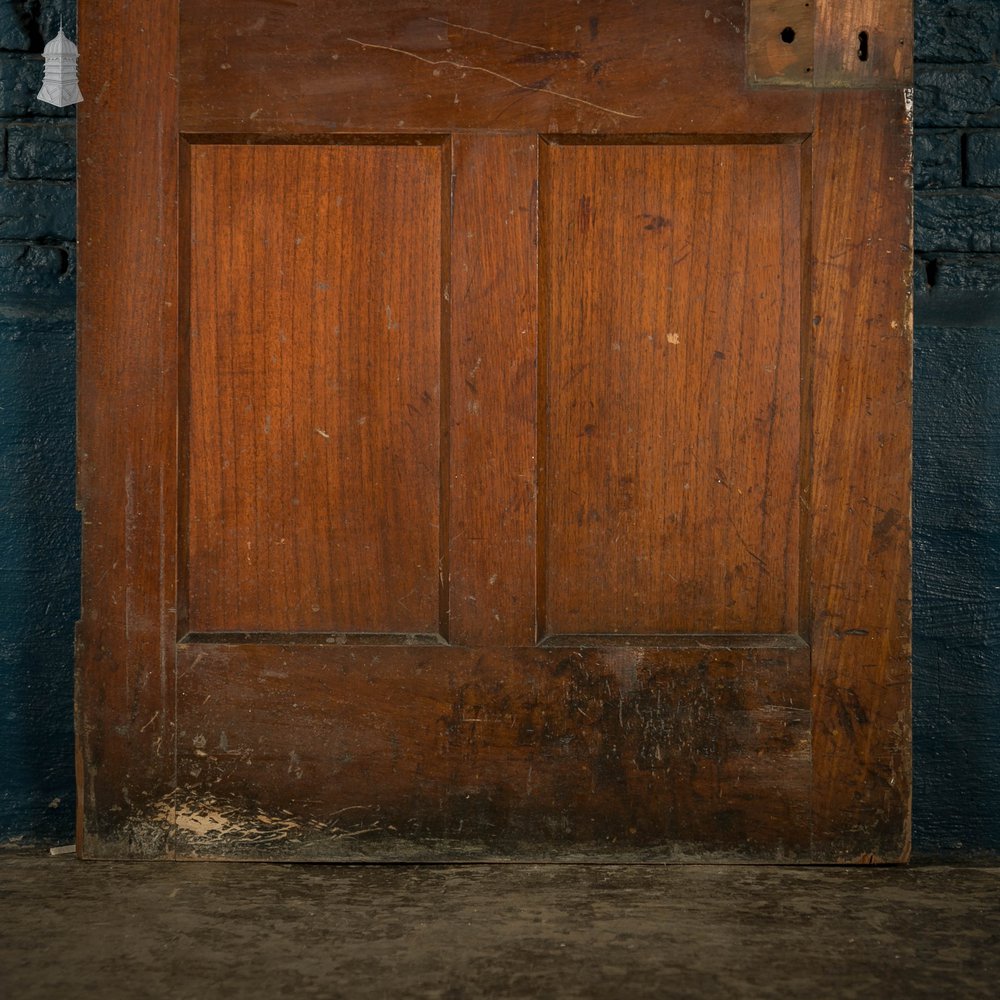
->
[448, 135, 539, 649]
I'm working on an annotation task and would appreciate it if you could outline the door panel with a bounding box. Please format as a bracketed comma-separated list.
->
[77, 0, 912, 862]
[186, 142, 446, 636]
[542, 140, 802, 637]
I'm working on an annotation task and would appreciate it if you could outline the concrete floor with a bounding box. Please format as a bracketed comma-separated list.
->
[1, 853, 998, 998]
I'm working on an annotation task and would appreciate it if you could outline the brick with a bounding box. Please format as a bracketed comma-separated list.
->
[0, 302, 75, 343]
[924, 254, 1000, 295]
[913, 527, 1000, 645]
[912, 632, 1000, 853]
[0, 321, 76, 441]
[914, 327, 1000, 534]
[0, 53, 36, 115]
[915, 66, 1000, 128]
[0, 243, 74, 300]
[0, 5, 34, 52]
[913, 257, 931, 298]
[0, 180, 74, 239]
[913, 131, 962, 189]
[915, 0, 1000, 64]
[1, 2, 77, 53]
[965, 132, 1000, 188]
[916, 193, 1000, 252]
[0, 54, 73, 118]
[915, 255, 1000, 328]
[0, 332, 78, 629]
[37, 4, 78, 44]
[6, 123, 75, 179]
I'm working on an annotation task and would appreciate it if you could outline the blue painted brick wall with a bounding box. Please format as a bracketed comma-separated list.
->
[913, 0, 1000, 852]
[0, 0, 77, 843]
[1, 2, 998, 851]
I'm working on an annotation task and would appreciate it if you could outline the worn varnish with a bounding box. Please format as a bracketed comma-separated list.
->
[747, 1, 913, 88]
[180, 0, 814, 135]
[78, 0, 912, 862]
[812, 0, 913, 87]
[746, 1, 817, 86]
[168, 643, 811, 859]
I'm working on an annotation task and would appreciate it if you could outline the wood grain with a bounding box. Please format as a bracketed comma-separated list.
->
[542, 141, 802, 637]
[76, 1, 179, 856]
[164, 642, 811, 859]
[180, 0, 814, 136]
[448, 135, 538, 647]
[814, 0, 913, 88]
[809, 90, 912, 862]
[747, 1, 816, 87]
[747, 0, 913, 88]
[185, 143, 444, 635]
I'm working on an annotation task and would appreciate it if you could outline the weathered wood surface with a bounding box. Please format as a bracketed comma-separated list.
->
[748, 0, 913, 88]
[181, 0, 814, 135]
[162, 644, 811, 860]
[813, 0, 913, 87]
[809, 89, 912, 862]
[78, 1, 912, 862]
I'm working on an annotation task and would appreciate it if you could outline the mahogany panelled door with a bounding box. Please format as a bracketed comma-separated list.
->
[77, 1, 913, 861]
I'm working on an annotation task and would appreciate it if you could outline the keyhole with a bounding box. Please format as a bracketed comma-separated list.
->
[780, 26, 796, 44]
[858, 31, 870, 62]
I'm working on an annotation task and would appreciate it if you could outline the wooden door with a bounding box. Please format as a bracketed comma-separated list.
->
[77, 1, 913, 861]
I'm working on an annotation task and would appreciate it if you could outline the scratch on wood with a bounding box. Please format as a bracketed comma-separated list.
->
[124, 468, 136, 697]
[727, 512, 769, 573]
[427, 16, 549, 53]
[345, 38, 641, 119]
[704, 9, 742, 35]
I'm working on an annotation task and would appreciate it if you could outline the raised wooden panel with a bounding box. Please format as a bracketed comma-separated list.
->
[541, 141, 803, 638]
[184, 142, 445, 635]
